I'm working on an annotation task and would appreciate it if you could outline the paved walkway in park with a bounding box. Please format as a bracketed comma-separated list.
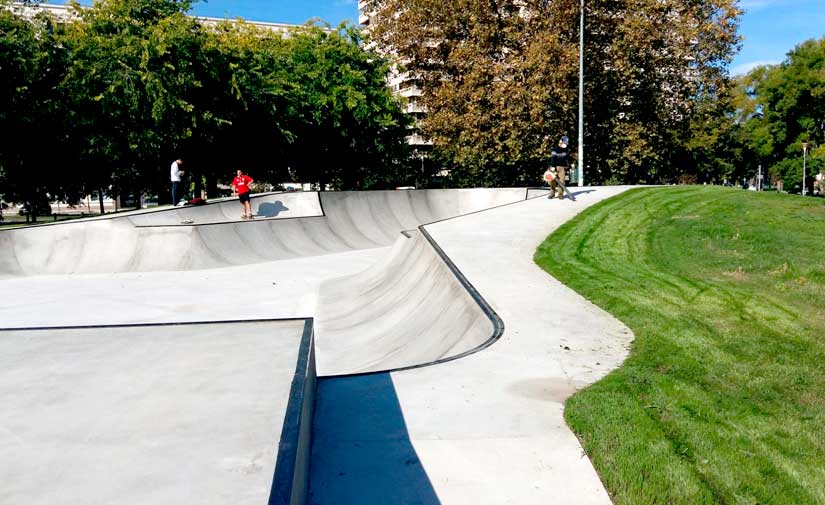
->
[310, 186, 636, 505]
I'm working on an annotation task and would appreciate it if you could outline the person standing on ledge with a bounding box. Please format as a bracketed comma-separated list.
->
[549, 136, 572, 199]
[232, 169, 255, 220]
[170, 158, 184, 206]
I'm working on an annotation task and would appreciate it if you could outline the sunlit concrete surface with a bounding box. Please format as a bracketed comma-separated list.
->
[315, 231, 494, 376]
[310, 187, 636, 505]
[0, 248, 385, 328]
[1, 187, 639, 505]
[0, 320, 304, 505]
[0, 189, 528, 277]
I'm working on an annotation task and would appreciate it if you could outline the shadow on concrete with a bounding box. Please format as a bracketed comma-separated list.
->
[257, 201, 289, 217]
[309, 373, 440, 505]
[569, 189, 597, 198]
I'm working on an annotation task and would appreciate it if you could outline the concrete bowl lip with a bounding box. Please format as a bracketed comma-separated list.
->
[1, 187, 542, 231]
[132, 214, 327, 228]
[132, 187, 547, 229]
[0, 190, 291, 231]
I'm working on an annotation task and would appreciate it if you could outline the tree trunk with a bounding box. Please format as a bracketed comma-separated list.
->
[193, 171, 203, 199]
[98, 189, 105, 214]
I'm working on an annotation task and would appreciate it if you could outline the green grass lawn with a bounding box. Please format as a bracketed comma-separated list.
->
[535, 186, 825, 505]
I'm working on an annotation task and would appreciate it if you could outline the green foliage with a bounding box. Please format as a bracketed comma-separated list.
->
[732, 37, 825, 191]
[282, 24, 411, 190]
[370, 0, 742, 185]
[0, 1, 75, 215]
[535, 186, 825, 504]
[0, 0, 410, 210]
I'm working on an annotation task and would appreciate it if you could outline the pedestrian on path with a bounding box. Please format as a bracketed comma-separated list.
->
[170, 158, 184, 206]
[232, 169, 255, 219]
[548, 136, 572, 199]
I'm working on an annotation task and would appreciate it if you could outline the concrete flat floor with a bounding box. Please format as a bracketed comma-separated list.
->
[0, 320, 304, 505]
[0, 248, 385, 327]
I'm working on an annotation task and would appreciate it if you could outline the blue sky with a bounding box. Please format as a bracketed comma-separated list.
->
[53, 0, 824, 76]
[188, 0, 359, 26]
[733, 0, 825, 75]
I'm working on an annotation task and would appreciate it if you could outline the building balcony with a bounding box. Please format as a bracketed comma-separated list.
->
[399, 87, 423, 98]
[407, 134, 433, 146]
[404, 102, 426, 114]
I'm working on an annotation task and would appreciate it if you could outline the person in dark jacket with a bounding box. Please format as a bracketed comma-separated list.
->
[549, 136, 571, 199]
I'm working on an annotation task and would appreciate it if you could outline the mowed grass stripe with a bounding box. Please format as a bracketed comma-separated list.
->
[535, 186, 825, 505]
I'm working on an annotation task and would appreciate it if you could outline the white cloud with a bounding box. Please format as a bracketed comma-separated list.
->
[730, 60, 781, 76]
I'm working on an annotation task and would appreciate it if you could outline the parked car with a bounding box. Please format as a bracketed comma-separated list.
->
[18, 202, 53, 216]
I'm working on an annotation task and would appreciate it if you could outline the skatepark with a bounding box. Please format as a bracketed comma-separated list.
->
[0, 187, 635, 505]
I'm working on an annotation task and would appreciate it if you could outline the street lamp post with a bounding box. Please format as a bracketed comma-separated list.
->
[577, 0, 584, 187]
[802, 142, 809, 196]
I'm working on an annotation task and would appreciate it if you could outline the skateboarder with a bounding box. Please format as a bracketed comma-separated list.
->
[232, 169, 254, 219]
[548, 136, 572, 199]
[170, 158, 184, 206]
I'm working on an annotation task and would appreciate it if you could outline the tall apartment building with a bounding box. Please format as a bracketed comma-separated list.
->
[11, 2, 307, 33]
[358, 0, 432, 153]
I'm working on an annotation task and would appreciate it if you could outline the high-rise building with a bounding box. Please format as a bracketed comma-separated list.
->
[358, 0, 432, 154]
[10, 2, 309, 33]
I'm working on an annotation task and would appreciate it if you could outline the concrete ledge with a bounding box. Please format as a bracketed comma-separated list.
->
[0, 318, 319, 505]
[269, 319, 318, 505]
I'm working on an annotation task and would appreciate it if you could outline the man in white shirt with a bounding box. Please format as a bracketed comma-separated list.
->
[170, 159, 184, 206]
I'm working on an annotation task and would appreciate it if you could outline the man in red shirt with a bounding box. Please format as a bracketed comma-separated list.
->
[232, 169, 255, 219]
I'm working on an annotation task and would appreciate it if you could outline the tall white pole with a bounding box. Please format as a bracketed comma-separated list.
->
[803, 142, 809, 197]
[577, 0, 585, 187]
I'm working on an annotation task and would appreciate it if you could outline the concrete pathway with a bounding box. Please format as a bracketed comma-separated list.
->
[310, 187, 635, 505]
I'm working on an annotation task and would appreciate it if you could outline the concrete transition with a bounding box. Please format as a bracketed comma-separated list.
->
[0, 186, 637, 505]
[0, 188, 526, 276]
[315, 231, 495, 376]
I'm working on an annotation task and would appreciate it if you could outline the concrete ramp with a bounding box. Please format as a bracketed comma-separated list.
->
[0, 188, 529, 277]
[127, 192, 322, 226]
[314, 231, 498, 376]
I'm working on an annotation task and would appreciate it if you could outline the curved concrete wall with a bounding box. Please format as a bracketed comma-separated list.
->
[314, 232, 496, 376]
[0, 189, 528, 277]
[127, 192, 322, 226]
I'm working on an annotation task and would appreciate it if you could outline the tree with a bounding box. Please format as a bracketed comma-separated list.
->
[3, 0, 411, 207]
[59, 0, 212, 207]
[0, 1, 74, 220]
[283, 24, 411, 190]
[732, 38, 825, 191]
[369, 0, 741, 185]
